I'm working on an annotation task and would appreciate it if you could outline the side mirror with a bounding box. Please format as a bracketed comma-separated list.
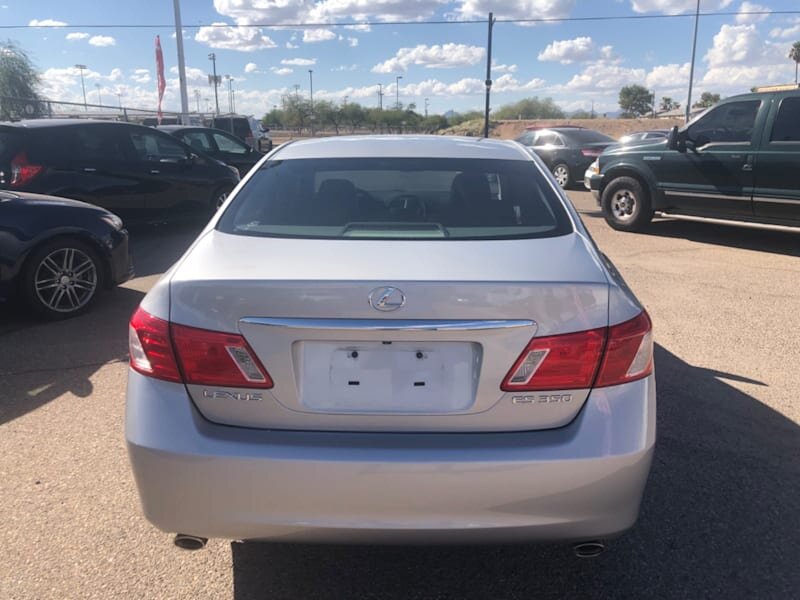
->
[667, 126, 679, 150]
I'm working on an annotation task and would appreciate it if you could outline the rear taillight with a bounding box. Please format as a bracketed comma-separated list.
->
[501, 311, 653, 392]
[129, 308, 182, 383]
[581, 148, 602, 157]
[501, 328, 606, 391]
[128, 307, 273, 388]
[594, 311, 653, 387]
[10, 151, 44, 187]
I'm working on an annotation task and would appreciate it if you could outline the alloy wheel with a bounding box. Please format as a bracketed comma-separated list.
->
[610, 189, 637, 221]
[34, 247, 98, 313]
[553, 165, 569, 188]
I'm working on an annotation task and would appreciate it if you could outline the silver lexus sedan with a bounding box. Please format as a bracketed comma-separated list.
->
[126, 135, 655, 554]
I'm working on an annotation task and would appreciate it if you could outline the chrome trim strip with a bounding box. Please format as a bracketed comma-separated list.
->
[240, 317, 536, 332]
[753, 196, 800, 205]
[657, 211, 800, 233]
[663, 190, 751, 202]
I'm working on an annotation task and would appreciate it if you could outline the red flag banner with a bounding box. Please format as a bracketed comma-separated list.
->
[155, 35, 166, 124]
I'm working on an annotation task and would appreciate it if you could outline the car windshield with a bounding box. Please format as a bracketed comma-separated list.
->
[216, 157, 573, 240]
[563, 130, 615, 144]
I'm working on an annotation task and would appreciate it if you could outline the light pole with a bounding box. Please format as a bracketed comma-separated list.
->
[395, 75, 403, 110]
[172, 0, 189, 124]
[194, 89, 201, 112]
[424, 97, 429, 118]
[116, 90, 122, 109]
[293, 84, 300, 100]
[208, 53, 220, 115]
[95, 83, 102, 107]
[308, 69, 314, 136]
[226, 75, 233, 113]
[378, 83, 383, 110]
[75, 64, 88, 111]
[686, 0, 701, 122]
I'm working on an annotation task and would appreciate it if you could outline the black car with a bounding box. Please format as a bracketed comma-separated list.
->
[0, 120, 240, 222]
[586, 88, 800, 231]
[0, 190, 133, 319]
[515, 127, 616, 189]
[159, 126, 263, 178]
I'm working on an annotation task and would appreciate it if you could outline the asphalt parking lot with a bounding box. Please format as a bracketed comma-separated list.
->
[1, 190, 798, 599]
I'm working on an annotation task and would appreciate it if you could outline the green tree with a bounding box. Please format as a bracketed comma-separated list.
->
[280, 94, 311, 132]
[446, 110, 483, 126]
[618, 84, 652, 118]
[493, 97, 565, 120]
[0, 41, 43, 120]
[789, 41, 800, 84]
[659, 96, 680, 112]
[570, 109, 592, 119]
[693, 92, 720, 109]
[341, 102, 367, 132]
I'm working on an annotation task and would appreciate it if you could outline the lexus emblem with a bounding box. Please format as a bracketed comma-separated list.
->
[369, 286, 406, 312]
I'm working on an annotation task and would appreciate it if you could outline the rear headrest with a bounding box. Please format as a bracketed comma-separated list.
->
[317, 178, 356, 200]
[450, 172, 491, 206]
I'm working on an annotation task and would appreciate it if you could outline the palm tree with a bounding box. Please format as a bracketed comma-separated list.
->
[790, 41, 800, 84]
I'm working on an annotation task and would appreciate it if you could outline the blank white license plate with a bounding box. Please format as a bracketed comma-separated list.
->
[297, 341, 478, 414]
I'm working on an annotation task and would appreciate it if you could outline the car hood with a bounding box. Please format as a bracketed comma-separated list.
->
[603, 139, 668, 155]
[0, 190, 112, 213]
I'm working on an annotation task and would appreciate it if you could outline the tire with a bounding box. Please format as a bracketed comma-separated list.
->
[21, 237, 103, 320]
[601, 176, 654, 232]
[210, 185, 233, 212]
[552, 163, 571, 189]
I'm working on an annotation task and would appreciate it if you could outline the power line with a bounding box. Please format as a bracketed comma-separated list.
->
[2, 10, 800, 29]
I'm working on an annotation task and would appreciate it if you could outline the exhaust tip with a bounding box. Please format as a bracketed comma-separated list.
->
[174, 534, 208, 551]
[573, 541, 606, 558]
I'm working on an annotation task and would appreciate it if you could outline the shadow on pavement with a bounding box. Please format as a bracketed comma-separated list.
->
[0, 285, 144, 425]
[230, 344, 799, 599]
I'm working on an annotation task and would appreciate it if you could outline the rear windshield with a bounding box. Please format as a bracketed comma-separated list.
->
[562, 130, 615, 144]
[216, 157, 573, 240]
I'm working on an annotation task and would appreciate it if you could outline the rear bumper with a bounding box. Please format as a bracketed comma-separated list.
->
[126, 371, 656, 544]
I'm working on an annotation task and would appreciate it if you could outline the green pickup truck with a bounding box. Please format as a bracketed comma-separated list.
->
[585, 87, 800, 231]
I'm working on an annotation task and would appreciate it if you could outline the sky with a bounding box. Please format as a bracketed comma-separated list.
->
[4, 0, 800, 118]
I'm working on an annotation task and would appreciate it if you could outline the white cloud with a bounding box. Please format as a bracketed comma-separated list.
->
[107, 68, 123, 82]
[372, 43, 485, 73]
[171, 29, 189, 39]
[65, 32, 89, 41]
[89, 35, 116, 47]
[169, 65, 207, 83]
[347, 37, 359, 47]
[271, 67, 293, 76]
[538, 37, 613, 64]
[212, 0, 448, 24]
[303, 28, 337, 43]
[344, 23, 372, 32]
[281, 58, 317, 66]
[630, 0, 733, 14]
[562, 64, 646, 91]
[492, 62, 518, 73]
[245, 62, 259, 73]
[332, 64, 359, 72]
[131, 68, 151, 84]
[286, 41, 299, 49]
[29, 19, 67, 27]
[398, 74, 543, 97]
[456, 0, 575, 21]
[644, 63, 691, 96]
[195, 24, 277, 51]
[770, 19, 800, 39]
[705, 24, 763, 68]
[735, 2, 768, 24]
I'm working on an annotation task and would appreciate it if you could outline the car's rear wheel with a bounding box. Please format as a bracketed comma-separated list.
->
[22, 238, 103, 320]
[601, 176, 653, 232]
[552, 163, 570, 189]
[211, 186, 233, 212]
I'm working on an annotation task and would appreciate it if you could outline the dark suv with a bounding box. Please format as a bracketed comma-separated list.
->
[0, 120, 240, 222]
[586, 88, 800, 231]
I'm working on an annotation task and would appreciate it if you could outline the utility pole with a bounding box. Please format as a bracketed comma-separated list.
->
[116, 90, 122, 109]
[75, 64, 88, 111]
[208, 53, 220, 115]
[483, 12, 495, 138]
[194, 89, 201, 112]
[424, 97, 429, 118]
[686, 0, 700, 122]
[95, 83, 102, 106]
[172, 0, 189, 124]
[308, 69, 314, 136]
[226, 75, 233, 113]
[294, 84, 300, 100]
[652, 90, 657, 118]
[378, 83, 383, 110]
[395, 75, 403, 109]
